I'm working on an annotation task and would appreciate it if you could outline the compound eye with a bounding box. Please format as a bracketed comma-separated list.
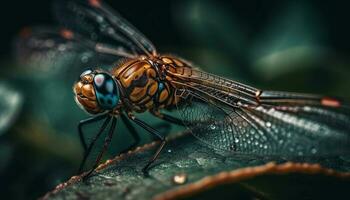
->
[93, 73, 119, 110]
[94, 74, 105, 87]
[80, 69, 93, 79]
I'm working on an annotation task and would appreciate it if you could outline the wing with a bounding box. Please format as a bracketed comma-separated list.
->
[175, 89, 238, 151]
[15, 26, 133, 76]
[53, 0, 157, 57]
[16, 0, 158, 76]
[172, 69, 350, 156]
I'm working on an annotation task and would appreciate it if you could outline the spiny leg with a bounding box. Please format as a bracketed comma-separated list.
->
[151, 111, 182, 135]
[120, 114, 141, 153]
[78, 114, 108, 152]
[79, 116, 112, 173]
[152, 123, 172, 135]
[83, 117, 117, 180]
[151, 111, 185, 126]
[128, 115, 166, 173]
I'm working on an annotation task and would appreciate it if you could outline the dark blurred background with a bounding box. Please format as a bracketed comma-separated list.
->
[0, 0, 350, 199]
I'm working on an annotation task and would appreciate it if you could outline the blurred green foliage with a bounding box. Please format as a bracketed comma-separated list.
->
[0, 0, 349, 199]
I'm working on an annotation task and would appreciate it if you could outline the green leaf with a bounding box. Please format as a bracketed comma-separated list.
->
[0, 82, 22, 136]
[42, 132, 350, 200]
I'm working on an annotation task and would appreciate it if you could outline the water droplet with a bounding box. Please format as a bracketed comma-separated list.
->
[58, 44, 66, 51]
[304, 106, 311, 111]
[311, 148, 317, 154]
[235, 138, 239, 143]
[263, 145, 268, 149]
[81, 55, 89, 63]
[97, 16, 104, 23]
[298, 151, 303, 156]
[167, 149, 172, 153]
[265, 122, 271, 128]
[172, 173, 187, 185]
[210, 124, 216, 130]
[254, 142, 259, 146]
[107, 27, 115, 35]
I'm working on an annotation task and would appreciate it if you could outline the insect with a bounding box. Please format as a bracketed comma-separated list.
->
[17, 0, 350, 179]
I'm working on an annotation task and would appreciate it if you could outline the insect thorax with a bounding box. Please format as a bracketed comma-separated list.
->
[113, 56, 184, 112]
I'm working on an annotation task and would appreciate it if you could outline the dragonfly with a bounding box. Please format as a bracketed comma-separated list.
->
[17, 0, 350, 179]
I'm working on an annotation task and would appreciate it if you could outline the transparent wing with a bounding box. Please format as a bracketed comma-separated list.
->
[175, 89, 238, 151]
[53, 0, 157, 57]
[172, 73, 350, 156]
[175, 88, 292, 155]
[237, 103, 350, 156]
[15, 26, 133, 76]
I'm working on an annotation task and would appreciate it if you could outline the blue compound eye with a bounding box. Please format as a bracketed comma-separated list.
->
[93, 73, 119, 110]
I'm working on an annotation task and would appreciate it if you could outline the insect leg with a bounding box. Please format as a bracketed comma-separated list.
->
[79, 116, 112, 173]
[151, 111, 185, 126]
[83, 117, 117, 180]
[120, 114, 141, 153]
[128, 115, 166, 173]
[78, 114, 108, 152]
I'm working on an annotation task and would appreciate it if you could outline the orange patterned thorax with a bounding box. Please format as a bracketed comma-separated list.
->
[112, 56, 187, 113]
